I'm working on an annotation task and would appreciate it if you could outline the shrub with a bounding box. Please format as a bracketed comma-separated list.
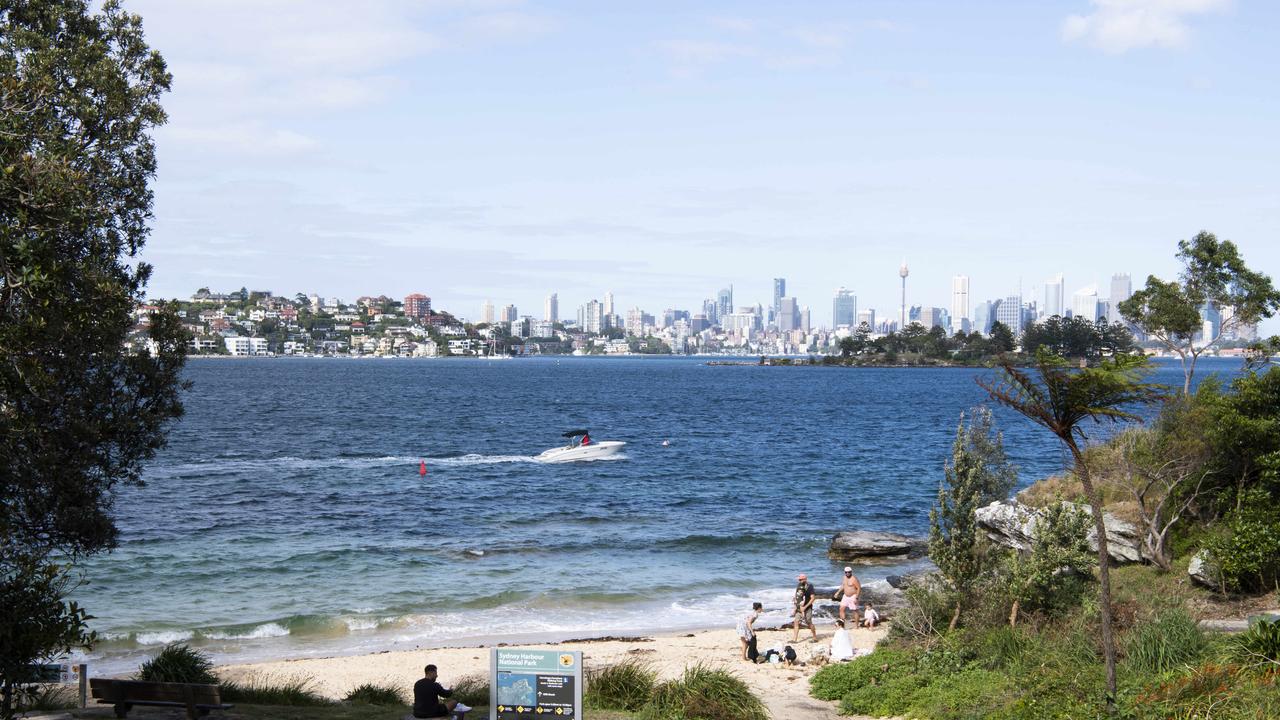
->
[343, 682, 404, 705]
[14, 684, 76, 713]
[1202, 492, 1280, 594]
[1231, 616, 1280, 669]
[905, 668, 1012, 720]
[639, 664, 767, 720]
[1124, 608, 1209, 675]
[810, 647, 920, 701]
[218, 674, 330, 706]
[838, 669, 927, 717]
[888, 584, 952, 642]
[974, 626, 1036, 671]
[137, 643, 218, 685]
[585, 658, 656, 711]
[450, 673, 490, 707]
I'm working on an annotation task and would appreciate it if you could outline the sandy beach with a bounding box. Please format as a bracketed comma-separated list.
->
[220, 624, 888, 719]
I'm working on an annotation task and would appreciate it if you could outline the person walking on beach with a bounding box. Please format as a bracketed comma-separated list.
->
[791, 573, 817, 642]
[838, 566, 862, 624]
[736, 601, 763, 661]
[413, 664, 460, 718]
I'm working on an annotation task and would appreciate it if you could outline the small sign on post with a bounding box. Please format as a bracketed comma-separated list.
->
[489, 648, 582, 719]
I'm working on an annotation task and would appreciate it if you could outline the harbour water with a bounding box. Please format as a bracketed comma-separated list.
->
[75, 356, 1238, 674]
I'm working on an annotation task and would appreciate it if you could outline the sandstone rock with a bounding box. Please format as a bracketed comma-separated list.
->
[1187, 549, 1218, 589]
[828, 531, 927, 563]
[975, 500, 1145, 565]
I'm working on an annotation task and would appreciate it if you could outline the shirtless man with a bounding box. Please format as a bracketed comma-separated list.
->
[838, 566, 862, 625]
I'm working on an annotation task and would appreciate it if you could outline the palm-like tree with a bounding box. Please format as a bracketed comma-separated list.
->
[978, 350, 1164, 713]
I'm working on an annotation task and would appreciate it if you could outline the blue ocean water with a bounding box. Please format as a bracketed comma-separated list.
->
[74, 356, 1240, 673]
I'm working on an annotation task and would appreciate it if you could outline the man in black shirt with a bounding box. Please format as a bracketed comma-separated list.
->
[790, 573, 817, 642]
[413, 664, 458, 718]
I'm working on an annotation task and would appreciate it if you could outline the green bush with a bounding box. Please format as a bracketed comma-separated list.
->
[586, 658, 656, 711]
[450, 673, 490, 707]
[1203, 493, 1280, 594]
[218, 674, 331, 706]
[638, 664, 767, 720]
[887, 583, 952, 642]
[838, 669, 927, 717]
[343, 682, 405, 705]
[974, 626, 1037, 671]
[1124, 608, 1209, 674]
[904, 668, 1012, 720]
[14, 684, 76, 713]
[1232, 616, 1280, 668]
[137, 643, 218, 685]
[809, 647, 919, 701]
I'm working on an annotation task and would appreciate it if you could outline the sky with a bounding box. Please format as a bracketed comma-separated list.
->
[130, 0, 1280, 332]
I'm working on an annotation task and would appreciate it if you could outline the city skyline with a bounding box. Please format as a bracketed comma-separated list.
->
[125, 0, 1279, 334]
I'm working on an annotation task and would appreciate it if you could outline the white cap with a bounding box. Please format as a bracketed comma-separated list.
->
[844, 566, 852, 572]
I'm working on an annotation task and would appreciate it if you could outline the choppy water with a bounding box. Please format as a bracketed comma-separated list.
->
[73, 356, 1239, 674]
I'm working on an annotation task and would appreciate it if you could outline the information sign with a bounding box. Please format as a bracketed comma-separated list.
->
[490, 648, 582, 719]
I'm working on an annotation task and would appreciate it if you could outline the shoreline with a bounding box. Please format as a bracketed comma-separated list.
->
[219, 624, 888, 719]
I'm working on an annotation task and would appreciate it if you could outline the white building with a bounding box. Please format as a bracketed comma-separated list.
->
[951, 275, 970, 333]
[1072, 285, 1099, 322]
[544, 293, 558, 323]
[224, 336, 269, 356]
[1044, 274, 1065, 318]
[481, 300, 495, 325]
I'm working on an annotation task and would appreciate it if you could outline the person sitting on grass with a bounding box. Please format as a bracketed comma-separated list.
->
[413, 664, 467, 718]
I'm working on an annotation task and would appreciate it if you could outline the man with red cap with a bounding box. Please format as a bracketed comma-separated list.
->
[791, 573, 817, 642]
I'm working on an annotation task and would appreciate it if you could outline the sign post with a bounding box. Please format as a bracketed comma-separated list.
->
[489, 648, 582, 719]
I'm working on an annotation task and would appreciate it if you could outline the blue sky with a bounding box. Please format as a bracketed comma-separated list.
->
[132, 0, 1279, 332]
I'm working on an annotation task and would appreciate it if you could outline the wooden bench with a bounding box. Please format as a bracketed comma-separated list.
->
[89, 678, 233, 719]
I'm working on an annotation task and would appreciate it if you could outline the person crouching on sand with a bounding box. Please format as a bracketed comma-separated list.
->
[863, 602, 880, 629]
[791, 573, 817, 642]
[413, 664, 466, 718]
[736, 601, 763, 661]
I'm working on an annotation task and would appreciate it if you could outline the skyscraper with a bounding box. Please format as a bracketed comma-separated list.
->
[773, 278, 786, 318]
[1108, 273, 1131, 324]
[544, 293, 558, 323]
[1072, 286, 1099, 322]
[800, 306, 811, 334]
[717, 286, 734, 322]
[995, 294, 1023, 336]
[403, 293, 431, 319]
[951, 275, 970, 330]
[1044, 274, 1065, 318]
[779, 297, 799, 332]
[832, 287, 857, 328]
[604, 291, 614, 317]
[501, 304, 517, 323]
[899, 261, 909, 332]
[481, 300, 495, 325]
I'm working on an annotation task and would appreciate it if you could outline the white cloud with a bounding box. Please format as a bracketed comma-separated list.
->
[1062, 0, 1230, 53]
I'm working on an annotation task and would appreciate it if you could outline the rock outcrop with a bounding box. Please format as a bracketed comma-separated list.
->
[828, 531, 927, 563]
[1187, 549, 1218, 589]
[975, 500, 1145, 565]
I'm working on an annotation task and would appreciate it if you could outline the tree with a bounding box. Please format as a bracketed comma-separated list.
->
[1003, 502, 1094, 626]
[988, 321, 1015, 353]
[929, 407, 1018, 629]
[2, 1, 183, 713]
[979, 351, 1164, 712]
[1121, 231, 1280, 395]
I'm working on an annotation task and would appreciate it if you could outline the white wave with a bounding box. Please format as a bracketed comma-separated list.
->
[342, 617, 379, 632]
[429, 454, 537, 466]
[134, 630, 195, 645]
[205, 622, 290, 641]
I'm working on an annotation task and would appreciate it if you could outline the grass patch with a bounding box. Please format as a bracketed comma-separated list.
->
[450, 672, 490, 707]
[137, 643, 219, 684]
[586, 658, 657, 711]
[1124, 608, 1209, 675]
[15, 684, 77, 713]
[639, 664, 767, 720]
[343, 682, 405, 705]
[219, 674, 332, 706]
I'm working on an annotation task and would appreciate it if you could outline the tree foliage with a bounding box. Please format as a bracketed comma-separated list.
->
[1003, 502, 1094, 624]
[1120, 231, 1280, 394]
[1021, 316, 1138, 363]
[1, 1, 183, 713]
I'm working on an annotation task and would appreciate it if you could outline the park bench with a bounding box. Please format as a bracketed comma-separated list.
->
[89, 678, 233, 719]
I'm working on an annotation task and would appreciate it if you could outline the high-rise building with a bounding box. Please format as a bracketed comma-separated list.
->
[1108, 273, 1131, 324]
[773, 278, 786, 317]
[702, 299, 718, 326]
[899, 261, 909, 332]
[856, 309, 875, 330]
[717, 286, 734, 322]
[1072, 286, 1099, 322]
[975, 299, 1000, 335]
[544, 293, 559, 323]
[1044, 274, 1065, 318]
[481, 300, 495, 325]
[832, 287, 857, 328]
[995, 294, 1023, 336]
[919, 307, 945, 330]
[604, 291, 614, 317]
[779, 297, 799, 332]
[625, 307, 645, 336]
[403, 293, 431, 319]
[800, 306, 811, 334]
[578, 300, 603, 334]
[951, 275, 970, 330]
[501, 304, 518, 323]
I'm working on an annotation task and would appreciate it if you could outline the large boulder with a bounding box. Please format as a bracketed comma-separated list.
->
[828, 531, 927, 563]
[1187, 549, 1218, 589]
[975, 500, 1145, 565]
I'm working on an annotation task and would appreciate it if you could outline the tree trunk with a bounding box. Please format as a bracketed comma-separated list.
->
[1068, 440, 1118, 714]
[949, 601, 961, 631]
[1009, 599, 1020, 628]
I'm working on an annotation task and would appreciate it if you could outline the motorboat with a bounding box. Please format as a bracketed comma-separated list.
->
[536, 429, 625, 463]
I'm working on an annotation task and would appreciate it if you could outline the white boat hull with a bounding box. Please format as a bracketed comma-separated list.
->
[536, 441, 626, 464]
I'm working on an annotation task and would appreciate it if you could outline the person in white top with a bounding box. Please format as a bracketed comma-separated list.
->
[830, 619, 855, 661]
[863, 602, 880, 628]
[736, 602, 763, 661]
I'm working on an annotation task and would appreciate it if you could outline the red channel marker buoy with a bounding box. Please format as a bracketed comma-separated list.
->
[419, 460, 428, 476]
